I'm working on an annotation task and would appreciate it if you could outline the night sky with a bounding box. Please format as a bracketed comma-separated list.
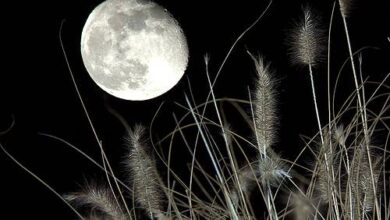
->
[1, 0, 389, 219]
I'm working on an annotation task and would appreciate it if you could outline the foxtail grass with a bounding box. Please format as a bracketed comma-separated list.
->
[0, 0, 388, 219]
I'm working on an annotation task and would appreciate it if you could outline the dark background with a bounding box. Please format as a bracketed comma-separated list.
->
[1, 0, 389, 219]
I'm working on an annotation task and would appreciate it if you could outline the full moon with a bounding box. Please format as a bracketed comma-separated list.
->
[81, 0, 189, 100]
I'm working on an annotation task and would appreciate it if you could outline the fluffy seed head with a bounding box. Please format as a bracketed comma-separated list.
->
[350, 146, 381, 214]
[230, 166, 257, 206]
[257, 151, 290, 187]
[289, 6, 325, 66]
[125, 124, 163, 218]
[249, 52, 278, 153]
[333, 124, 346, 146]
[339, 0, 352, 17]
[290, 191, 314, 220]
[315, 131, 338, 203]
[64, 182, 126, 220]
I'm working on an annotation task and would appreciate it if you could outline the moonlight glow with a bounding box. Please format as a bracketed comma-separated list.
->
[81, 0, 189, 100]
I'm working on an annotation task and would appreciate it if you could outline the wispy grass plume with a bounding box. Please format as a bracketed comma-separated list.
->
[289, 5, 327, 147]
[315, 131, 338, 203]
[248, 52, 289, 220]
[125, 124, 164, 219]
[65, 182, 127, 220]
[3, 1, 388, 220]
[248, 52, 277, 155]
[338, 0, 352, 18]
[348, 146, 381, 217]
[258, 153, 289, 187]
[290, 190, 315, 220]
[230, 166, 256, 207]
[289, 6, 325, 66]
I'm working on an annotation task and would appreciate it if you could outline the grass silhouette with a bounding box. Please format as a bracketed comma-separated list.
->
[1, 0, 389, 219]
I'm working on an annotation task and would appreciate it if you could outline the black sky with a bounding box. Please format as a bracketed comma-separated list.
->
[1, 0, 389, 219]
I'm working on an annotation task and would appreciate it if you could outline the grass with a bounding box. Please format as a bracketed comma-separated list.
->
[1, 0, 389, 219]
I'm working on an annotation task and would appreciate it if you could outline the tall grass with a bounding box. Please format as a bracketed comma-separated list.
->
[1, 0, 389, 219]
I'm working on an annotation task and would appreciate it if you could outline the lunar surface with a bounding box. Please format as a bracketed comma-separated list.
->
[81, 0, 189, 100]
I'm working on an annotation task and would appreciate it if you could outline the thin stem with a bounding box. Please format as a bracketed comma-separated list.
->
[205, 56, 250, 216]
[327, 2, 336, 136]
[0, 143, 86, 220]
[185, 95, 239, 220]
[308, 65, 324, 144]
[199, 0, 272, 145]
[308, 64, 341, 220]
[59, 20, 131, 217]
[341, 15, 381, 219]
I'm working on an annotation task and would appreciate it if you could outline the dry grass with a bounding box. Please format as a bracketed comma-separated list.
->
[1, 0, 389, 219]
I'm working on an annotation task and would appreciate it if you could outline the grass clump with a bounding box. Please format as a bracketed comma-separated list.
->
[1, 0, 388, 219]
